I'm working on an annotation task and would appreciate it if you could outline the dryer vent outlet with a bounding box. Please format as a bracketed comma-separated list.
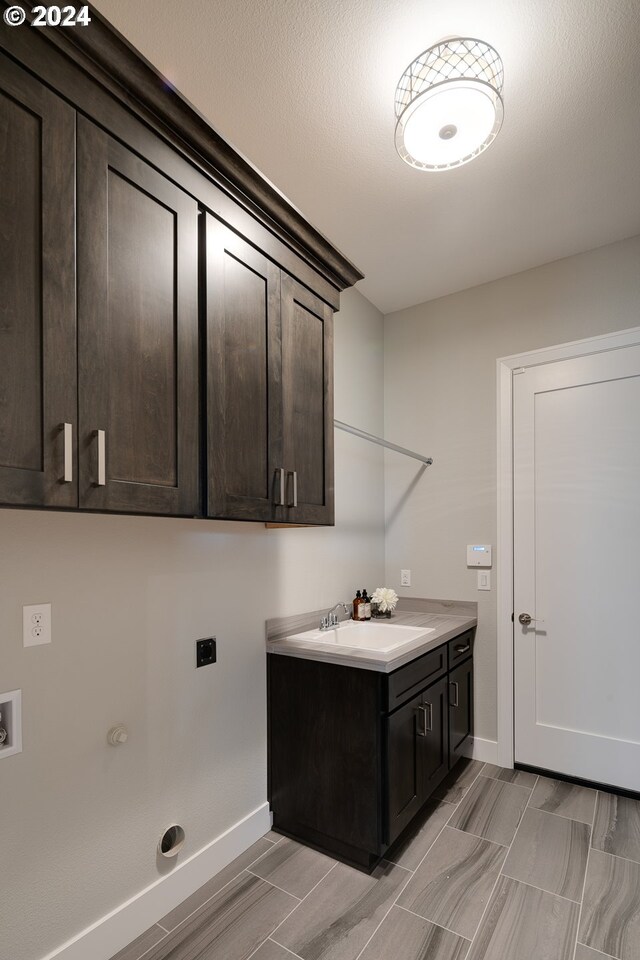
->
[158, 824, 185, 858]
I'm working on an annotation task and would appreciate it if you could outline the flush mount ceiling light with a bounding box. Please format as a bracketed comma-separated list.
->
[395, 37, 504, 171]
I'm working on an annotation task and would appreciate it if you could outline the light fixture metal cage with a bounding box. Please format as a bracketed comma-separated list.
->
[395, 37, 504, 171]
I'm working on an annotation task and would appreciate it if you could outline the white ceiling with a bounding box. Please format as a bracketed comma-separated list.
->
[94, 0, 640, 314]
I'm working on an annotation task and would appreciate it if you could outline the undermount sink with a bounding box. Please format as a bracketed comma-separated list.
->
[287, 620, 435, 653]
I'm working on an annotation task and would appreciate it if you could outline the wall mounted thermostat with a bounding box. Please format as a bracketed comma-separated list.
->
[467, 544, 492, 567]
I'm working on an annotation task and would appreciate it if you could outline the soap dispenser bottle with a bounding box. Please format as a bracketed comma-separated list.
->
[362, 589, 371, 620]
[352, 590, 363, 620]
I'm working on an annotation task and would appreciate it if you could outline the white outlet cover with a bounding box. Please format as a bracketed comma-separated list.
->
[23, 603, 51, 647]
[400, 569, 411, 586]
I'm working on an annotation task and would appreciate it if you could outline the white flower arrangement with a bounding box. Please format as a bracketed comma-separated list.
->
[371, 587, 399, 613]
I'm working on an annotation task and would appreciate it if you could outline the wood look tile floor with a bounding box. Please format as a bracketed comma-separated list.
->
[109, 765, 640, 960]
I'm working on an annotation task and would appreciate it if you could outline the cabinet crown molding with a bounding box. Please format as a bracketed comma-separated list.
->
[3, 1, 363, 292]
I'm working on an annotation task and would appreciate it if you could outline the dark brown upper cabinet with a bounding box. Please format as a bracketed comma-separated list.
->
[0, 54, 77, 508]
[77, 118, 200, 516]
[206, 217, 334, 524]
[0, 11, 361, 521]
[281, 276, 334, 525]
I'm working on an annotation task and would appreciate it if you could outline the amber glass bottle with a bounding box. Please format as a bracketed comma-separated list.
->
[352, 590, 363, 620]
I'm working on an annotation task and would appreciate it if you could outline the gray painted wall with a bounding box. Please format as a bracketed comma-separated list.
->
[0, 288, 385, 960]
[383, 234, 640, 743]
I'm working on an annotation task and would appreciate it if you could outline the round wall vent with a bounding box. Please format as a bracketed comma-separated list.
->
[158, 824, 185, 858]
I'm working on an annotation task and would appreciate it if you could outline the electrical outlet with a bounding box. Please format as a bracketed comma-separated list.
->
[400, 569, 411, 587]
[23, 603, 51, 647]
[196, 637, 216, 668]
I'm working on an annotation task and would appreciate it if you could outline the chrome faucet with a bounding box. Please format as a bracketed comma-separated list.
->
[320, 602, 350, 630]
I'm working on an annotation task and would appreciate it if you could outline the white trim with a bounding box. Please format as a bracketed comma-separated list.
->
[41, 802, 271, 960]
[0, 688, 22, 759]
[496, 324, 640, 770]
[462, 736, 499, 765]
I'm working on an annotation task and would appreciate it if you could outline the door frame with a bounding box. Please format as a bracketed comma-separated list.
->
[496, 325, 640, 768]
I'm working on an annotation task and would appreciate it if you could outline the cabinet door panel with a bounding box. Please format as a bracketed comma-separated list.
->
[0, 54, 76, 507]
[205, 217, 282, 519]
[386, 692, 424, 844]
[281, 275, 334, 525]
[77, 118, 199, 514]
[449, 658, 474, 765]
[421, 677, 449, 792]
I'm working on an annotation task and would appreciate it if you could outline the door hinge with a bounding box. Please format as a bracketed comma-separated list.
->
[511, 612, 514, 622]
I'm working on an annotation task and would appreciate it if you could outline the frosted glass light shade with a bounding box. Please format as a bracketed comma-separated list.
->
[395, 38, 504, 171]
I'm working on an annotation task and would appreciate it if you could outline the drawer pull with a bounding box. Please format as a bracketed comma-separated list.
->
[450, 681, 459, 707]
[454, 644, 470, 655]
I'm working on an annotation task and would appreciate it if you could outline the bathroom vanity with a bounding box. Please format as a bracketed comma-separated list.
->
[267, 600, 476, 871]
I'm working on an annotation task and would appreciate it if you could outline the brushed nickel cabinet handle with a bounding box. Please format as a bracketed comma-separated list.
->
[288, 470, 298, 508]
[97, 429, 106, 486]
[424, 701, 433, 732]
[62, 422, 73, 482]
[454, 644, 470, 654]
[276, 467, 285, 506]
[450, 681, 459, 707]
[417, 704, 428, 737]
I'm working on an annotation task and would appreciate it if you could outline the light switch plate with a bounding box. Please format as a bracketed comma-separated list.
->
[477, 571, 491, 591]
[23, 603, 52, 647]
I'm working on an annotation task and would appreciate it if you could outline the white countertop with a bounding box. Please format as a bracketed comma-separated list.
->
[266, 599, 477, 673]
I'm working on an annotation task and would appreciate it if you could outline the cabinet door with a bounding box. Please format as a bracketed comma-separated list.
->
[0, 55, 76, 507]
[385, 692, 425, 844]
[205, 217, 283, 520]
[281, 275, 334, 525]
[420, 676, 449, 793]
[449, 658, 474, 766]
[77, 118, 200, 515]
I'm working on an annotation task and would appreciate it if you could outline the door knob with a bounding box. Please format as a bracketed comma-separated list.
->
[518, 613, 543, 626]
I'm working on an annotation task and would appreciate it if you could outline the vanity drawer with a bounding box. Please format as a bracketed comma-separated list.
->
[385, 645, 447, 712]
[448, 630, 474, 668]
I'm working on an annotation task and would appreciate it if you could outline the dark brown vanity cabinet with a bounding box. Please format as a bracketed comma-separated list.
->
[268, 630, 474, 871]
[0, 56, 76, 508]
[205, 217, 334, 524]
[386, 676, 449, 845]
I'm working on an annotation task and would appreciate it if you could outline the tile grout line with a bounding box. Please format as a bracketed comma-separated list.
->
[269, 861, 340, 944]
[526, 804, 596, 826]
[388, 805, 460, 874]
[400, 764, 489, 877]
[462, 775, 541, 958]
[245, 869, 304, 901]
[268, 940, 306, 960]
[446, 824, 509, 850]
[575, 941, 615, 959]
[346, 862, 416, 960]
[591, 846, 640, 868]
[570, 789, 598, 960]
[396, 903, 472, 943]
[151, 837, 291, 938]
[499, 872, 582, 904]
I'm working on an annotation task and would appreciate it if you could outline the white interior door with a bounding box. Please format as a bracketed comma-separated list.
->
[513, 344, 640, 791]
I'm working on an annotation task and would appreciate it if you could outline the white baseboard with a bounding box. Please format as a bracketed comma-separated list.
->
[462, 736, 500, 765]
[42, 802, 272, 960]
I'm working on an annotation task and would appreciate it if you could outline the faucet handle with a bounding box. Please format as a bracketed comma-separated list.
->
[320, 616, 329, 630]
